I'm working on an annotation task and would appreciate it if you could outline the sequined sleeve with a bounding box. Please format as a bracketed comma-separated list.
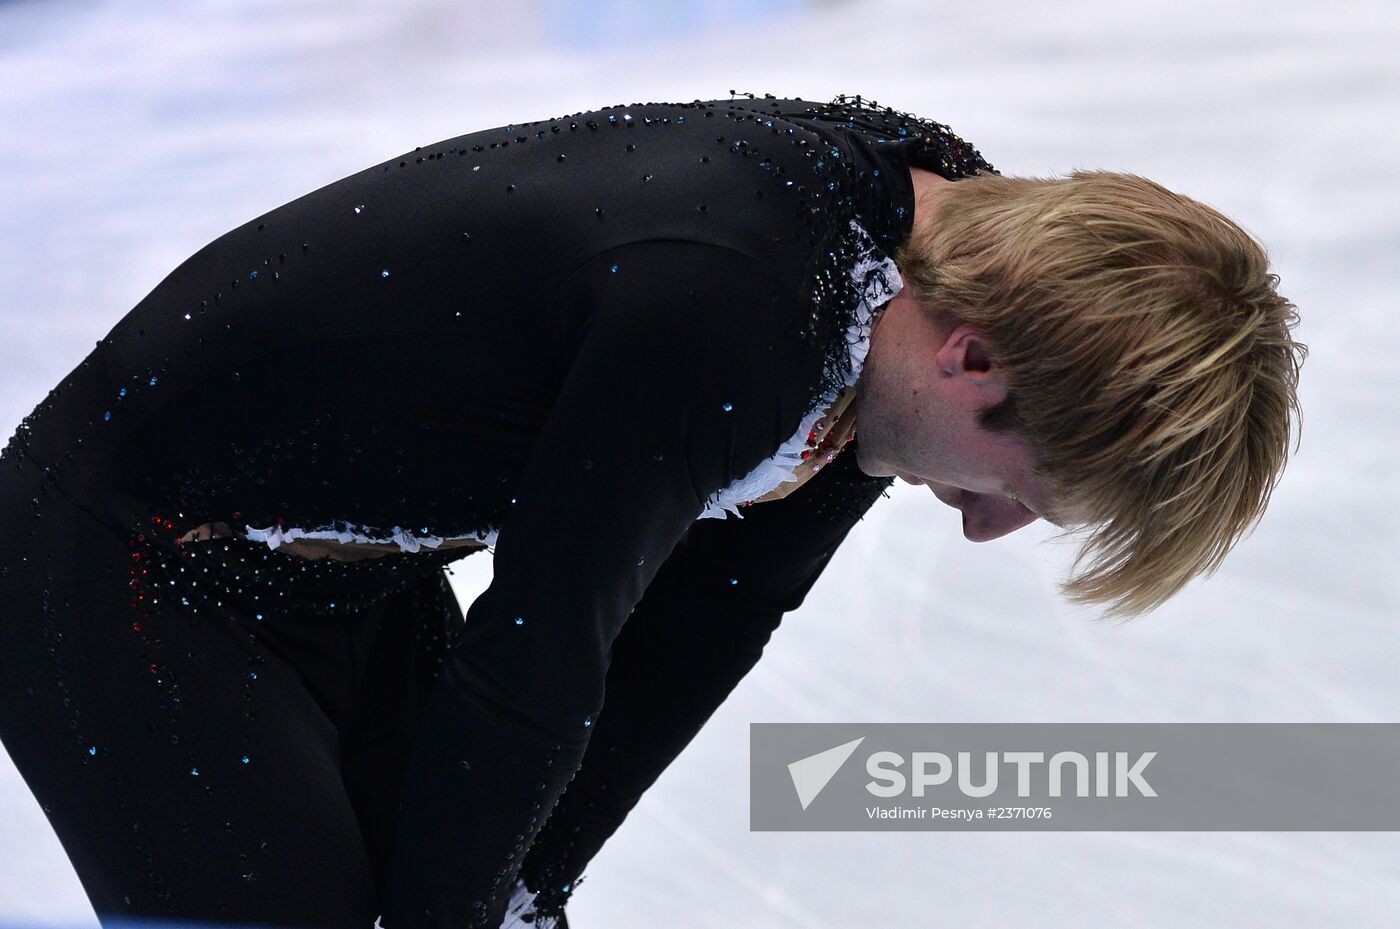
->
[378, 238, 823, 929]
[514, 441, 892, 917]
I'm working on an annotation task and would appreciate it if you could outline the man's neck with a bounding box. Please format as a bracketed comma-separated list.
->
[909, 165, 955, 229]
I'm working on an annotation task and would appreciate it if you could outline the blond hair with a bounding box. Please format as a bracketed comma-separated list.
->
[894, 169, 1307, 620]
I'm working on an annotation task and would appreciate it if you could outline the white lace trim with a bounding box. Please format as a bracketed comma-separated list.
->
[697, 217, 902, 520]
[244, 521, 499, 553]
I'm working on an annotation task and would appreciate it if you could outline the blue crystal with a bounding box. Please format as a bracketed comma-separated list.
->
[381, 269, 391, 279]
[148, 377, 157, 387]
[721, 402, 733, 412]
[118, 388, 127, 397]
[103, 411, 111, 422]
[88, 746, 96, 756]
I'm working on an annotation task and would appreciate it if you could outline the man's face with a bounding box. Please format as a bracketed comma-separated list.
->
[853, 286, 1081, 541]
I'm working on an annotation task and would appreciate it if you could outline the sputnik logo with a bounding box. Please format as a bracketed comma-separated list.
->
[787, 736, 866, 810]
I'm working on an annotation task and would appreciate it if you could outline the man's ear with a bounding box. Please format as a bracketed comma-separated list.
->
[938, 323, 1008, 388]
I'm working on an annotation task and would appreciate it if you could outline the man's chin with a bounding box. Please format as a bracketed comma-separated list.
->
[926, 482, 966, 510]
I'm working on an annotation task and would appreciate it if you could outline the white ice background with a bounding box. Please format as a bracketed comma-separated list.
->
[1, 0, 1397, 926]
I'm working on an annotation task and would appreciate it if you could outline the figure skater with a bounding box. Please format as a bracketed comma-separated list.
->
[0, 91, 1305, 929]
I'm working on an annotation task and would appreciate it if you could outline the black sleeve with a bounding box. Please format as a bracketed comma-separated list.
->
[378, 239, 824, 929]
[516, 443, 892, 916]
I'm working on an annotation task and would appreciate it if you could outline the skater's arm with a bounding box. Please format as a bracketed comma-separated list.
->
[378, 239, 820, 929]
[516, 447, 892, 915]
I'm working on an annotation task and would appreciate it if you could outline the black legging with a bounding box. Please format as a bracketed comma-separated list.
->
[0, 351, 472, 927]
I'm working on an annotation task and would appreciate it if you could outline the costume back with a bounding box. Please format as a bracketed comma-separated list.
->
[0, 92, 995, 928]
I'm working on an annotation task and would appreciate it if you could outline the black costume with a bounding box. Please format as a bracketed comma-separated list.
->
[0, 92, 995, 928]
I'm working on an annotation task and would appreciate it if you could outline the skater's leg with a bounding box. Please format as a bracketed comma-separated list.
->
[0, 465, 381, 928]
[339, 566, 468, 907]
